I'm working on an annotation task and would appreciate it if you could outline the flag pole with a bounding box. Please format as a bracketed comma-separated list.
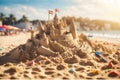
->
[48, 13, 50, 22]
[48, 10, 53, 22]
[55, 8, 59, 15]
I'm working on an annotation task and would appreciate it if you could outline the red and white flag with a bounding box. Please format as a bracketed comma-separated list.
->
[48, 10, 53, 14]
[55, 8, 59, 13]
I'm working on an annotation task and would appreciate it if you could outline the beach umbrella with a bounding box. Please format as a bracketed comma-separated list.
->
[0, 25, 6, 31]
[9, 26, 20, 30]
[2, 25, 20, 30]
[0, 25, 5, 28]
[1, 25, 12, 30]
[13, 27, 20, 30]
[0, 27, 6, 31]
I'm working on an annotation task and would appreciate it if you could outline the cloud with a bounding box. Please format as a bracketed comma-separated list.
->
[0, 0, 120, 22]
[63, 0, 120, 22]
[0, 5, 48, 20]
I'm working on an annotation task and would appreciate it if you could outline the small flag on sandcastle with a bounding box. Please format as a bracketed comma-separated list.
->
[48, 10, 53, 14]
[55, 8, 59, 13]
[48, 10, 53, 21]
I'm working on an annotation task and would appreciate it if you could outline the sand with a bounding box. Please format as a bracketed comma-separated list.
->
[0, 32, 120, 79]
[0, 32, 31, 54]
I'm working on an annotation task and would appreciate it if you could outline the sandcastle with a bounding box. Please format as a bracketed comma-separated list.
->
[0, 14, 118, 63]
[0, 13, 81, 63]
[0, 14, 120, 79]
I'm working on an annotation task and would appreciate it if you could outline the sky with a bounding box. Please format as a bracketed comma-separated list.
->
[0, 0, 120, 22]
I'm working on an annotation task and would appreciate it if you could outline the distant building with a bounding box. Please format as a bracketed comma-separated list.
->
[15, 20, 46, 31]
[0, 21, 2, 26]
[15, 22, 33, 30]
[104, 23, 111, 30]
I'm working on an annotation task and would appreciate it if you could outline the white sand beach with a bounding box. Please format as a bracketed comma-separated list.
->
[0, 32, 31, 54]
[0, 31, 120, 79]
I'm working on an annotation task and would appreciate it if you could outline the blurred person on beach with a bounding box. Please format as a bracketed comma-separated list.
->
[29, 26, 34, 39]
[4, 29, 9, 35]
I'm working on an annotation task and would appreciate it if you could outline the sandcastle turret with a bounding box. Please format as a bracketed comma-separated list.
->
[57, 22, 66, 35]
[53, 13, 60, 27]
[50, 23, 56, 40]
[61, 18, 67, 28]
[39, 32, 49, 47]
[63, 19, 67, 28]
[70, 19, 77, 39]
[30, 28, 34, 39]
[38, 21, 44, 33]
[52, 14, 66, 36]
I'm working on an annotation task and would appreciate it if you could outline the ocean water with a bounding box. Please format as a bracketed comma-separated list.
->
[74, 21, 120, 39]
[77, 30, 120, 39]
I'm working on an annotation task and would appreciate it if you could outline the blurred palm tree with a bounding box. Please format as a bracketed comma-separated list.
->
[20, 15, 29, 22]
[9, 14, 16, 26]
[0, 13, 6, 25]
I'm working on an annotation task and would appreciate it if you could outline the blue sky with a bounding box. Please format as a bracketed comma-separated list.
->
[0, 0, 120, 22]
[0, 0, 70, 9]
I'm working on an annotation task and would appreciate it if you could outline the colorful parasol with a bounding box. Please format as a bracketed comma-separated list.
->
[8, 26, 20, 30]
[2, 25, 12, 29]
[0, 25, 20, 30]
[0, 27, 6, 31]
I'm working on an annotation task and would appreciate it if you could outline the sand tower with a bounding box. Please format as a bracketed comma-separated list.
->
[70, 19, 77, 39]
[53, 13, 60, 28]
